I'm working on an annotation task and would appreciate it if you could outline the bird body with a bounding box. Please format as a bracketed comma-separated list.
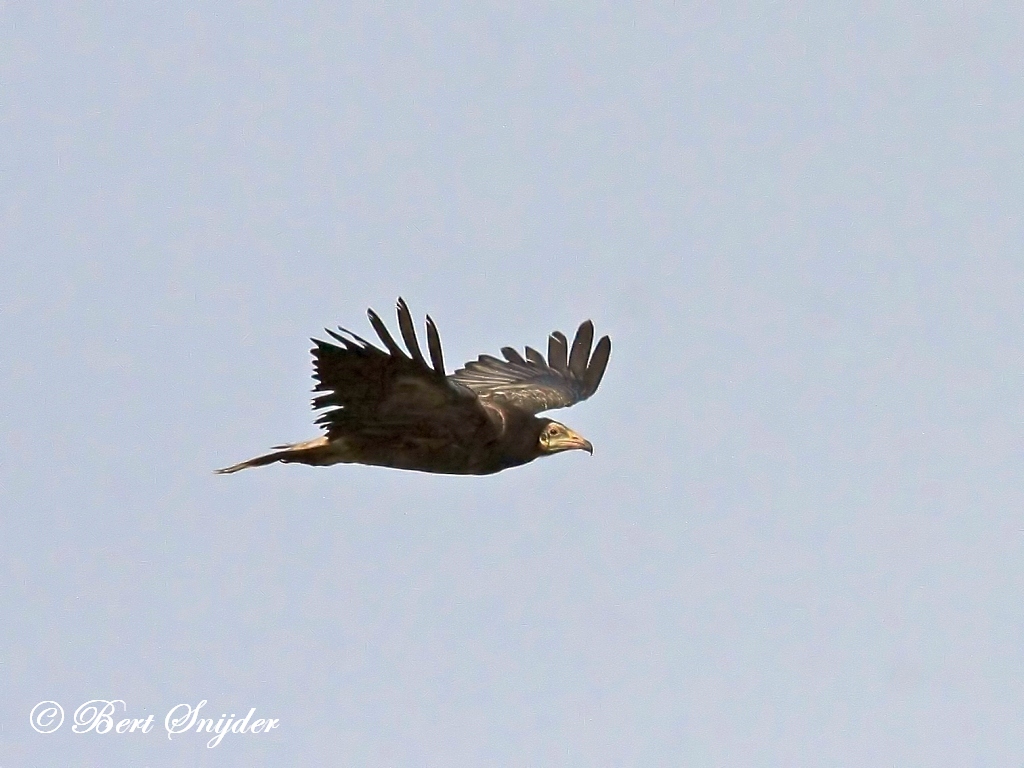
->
[216, 299, 610, 476]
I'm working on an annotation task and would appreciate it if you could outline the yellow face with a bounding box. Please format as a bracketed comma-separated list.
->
[538, 421, 594, 455]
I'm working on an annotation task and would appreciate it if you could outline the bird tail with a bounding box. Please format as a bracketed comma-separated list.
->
[214, 436, 333, 474]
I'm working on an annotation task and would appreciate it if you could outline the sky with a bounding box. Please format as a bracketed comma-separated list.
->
[2, 1, 1022, 765]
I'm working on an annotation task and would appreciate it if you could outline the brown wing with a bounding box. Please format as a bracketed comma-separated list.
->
[450, 321, 611, 415]
[312, 299, 496, 456]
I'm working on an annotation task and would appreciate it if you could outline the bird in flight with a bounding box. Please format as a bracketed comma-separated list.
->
[216, 299, 611, 475]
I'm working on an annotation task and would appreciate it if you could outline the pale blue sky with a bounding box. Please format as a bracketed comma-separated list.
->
[2, 2, 1023, 765]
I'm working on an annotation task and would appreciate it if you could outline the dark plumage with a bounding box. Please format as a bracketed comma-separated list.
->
[216, 298, 610, 475]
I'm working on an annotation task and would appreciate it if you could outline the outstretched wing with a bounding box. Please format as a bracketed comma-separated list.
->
[312, 298, 487, 440]
[450, 321, 611, 415]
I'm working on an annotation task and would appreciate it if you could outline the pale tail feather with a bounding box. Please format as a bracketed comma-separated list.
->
[215, 436, 336, 474]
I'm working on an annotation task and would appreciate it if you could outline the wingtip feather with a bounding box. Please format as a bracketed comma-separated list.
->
[568, 321, 595, 379]
[395, 297, 426, 365]
[367, 307, 405, 357]
[548, 331, 568, 373]
[425, 314, 445, 375]
[583, 335, 611, 395]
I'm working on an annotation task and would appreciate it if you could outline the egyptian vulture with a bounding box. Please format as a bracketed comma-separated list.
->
[216, 299, 610, 475]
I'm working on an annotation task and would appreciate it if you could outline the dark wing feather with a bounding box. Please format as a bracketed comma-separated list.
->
[547, 331, 568, 373]
[312, 299, 486, 441]
[425, 315, 445, 374]
[524, 347, 545, 366]
[501, 346, 526, 365]
[396, 297, 427, 367]
[583, 335, 611, 394]
[568, 321, 594, 379]
[450, 321, 611, 415]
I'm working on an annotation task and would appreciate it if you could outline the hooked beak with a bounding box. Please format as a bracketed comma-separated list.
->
[552, 427, 593, 455]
